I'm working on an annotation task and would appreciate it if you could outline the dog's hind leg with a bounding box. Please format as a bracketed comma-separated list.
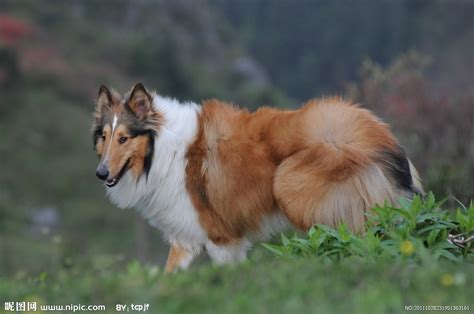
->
[165, 244, 202, 273]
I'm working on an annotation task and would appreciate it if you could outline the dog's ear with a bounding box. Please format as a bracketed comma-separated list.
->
[97, 85, 113, 112]
[127, 83, 153, 119]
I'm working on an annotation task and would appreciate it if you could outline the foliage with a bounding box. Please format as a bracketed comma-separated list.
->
[217, 0, 474, 100]
[264, 193, 474, 262]
[348, 52, 474, 203]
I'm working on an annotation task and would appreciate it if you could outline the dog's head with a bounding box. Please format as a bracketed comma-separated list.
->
[92, 83, 162, 187]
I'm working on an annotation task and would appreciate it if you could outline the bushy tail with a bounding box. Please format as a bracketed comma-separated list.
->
[274, 143, 422, 232]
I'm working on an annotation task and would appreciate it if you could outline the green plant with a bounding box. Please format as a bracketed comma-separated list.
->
[263, 193, 474, 262]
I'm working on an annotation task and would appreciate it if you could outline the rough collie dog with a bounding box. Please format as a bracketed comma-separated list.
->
[92, 83, 422, 272]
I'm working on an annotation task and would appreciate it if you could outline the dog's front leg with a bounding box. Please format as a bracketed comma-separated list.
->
[164, 244, 201, 273]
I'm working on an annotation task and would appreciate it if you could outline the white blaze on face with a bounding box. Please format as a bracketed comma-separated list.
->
[111, 114, 118, 132]
[104, 114, 118, 162]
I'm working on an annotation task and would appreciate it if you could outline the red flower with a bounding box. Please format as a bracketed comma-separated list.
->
[0, 14, 32, 46]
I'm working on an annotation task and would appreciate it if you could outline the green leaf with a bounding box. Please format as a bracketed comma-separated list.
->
[337, 224, 351, 242]
[438, 250, 460, 262]
[425, 191, 436, 209]
[262, 243, 284, 256]
[416, 213, 441, 224]
[426, 229, 441, 247]
[281, 233, 291, 247]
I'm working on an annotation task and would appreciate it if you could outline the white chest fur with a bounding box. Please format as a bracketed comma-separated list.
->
[106, 95, 208, 249]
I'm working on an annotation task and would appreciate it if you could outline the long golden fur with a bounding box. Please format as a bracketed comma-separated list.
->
[185, 97, 422, 243]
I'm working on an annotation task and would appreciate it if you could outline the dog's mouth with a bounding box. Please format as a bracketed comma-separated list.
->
[105, 159, 130, 188]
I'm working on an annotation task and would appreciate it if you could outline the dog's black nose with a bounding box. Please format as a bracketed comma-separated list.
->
[96, 165, 109, 180]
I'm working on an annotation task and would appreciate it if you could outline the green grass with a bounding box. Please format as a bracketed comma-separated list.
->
[1, 255, 473, 314]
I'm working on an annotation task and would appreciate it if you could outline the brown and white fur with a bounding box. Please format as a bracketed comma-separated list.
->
[92, 83, 423, 273]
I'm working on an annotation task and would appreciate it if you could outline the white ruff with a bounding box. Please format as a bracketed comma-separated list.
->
[106, 95, 207, 251]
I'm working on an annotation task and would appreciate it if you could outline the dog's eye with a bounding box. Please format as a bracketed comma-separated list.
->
[118, 137, 128, 144]
[102, 135, 106, 141]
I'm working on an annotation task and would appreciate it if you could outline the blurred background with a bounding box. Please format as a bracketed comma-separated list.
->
[1, 0, 473, 277]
